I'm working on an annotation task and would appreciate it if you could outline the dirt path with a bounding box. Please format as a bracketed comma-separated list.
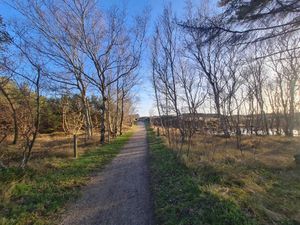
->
[60, 123, 154, 225]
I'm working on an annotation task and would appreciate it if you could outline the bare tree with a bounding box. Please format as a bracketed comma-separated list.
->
[74, 5, 147, 144]
[2, 23, 44, 168]
[118, 73, 139, 136]
[62, 95, 84, 136]
[177, 59, 206, 155]
[152, 6, 186, 147]
[8, 0, 94, 139]
[184, 22, 231, 136]
[7, 0, 147, 144]
[243, 53, 270, 135]
[268, 35, 300, 136]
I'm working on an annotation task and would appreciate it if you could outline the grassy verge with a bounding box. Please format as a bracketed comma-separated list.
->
[192, 156, 300, 225]
[0, 131, 134, 225]
[147, 126, 256, 225]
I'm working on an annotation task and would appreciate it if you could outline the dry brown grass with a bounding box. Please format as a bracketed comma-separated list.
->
[0, 125, 132, 167]
[187, 134, 300, 169]
[154, 126, 300, 225]
[155, 126, 300, 168]
[0, 126, 135, 225]
[1, 132, 99, 166]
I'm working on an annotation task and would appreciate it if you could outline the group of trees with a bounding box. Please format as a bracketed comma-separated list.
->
[1, 0, 300, 167]
[151, 1, 300, 153]
[0, 0, 145, 168]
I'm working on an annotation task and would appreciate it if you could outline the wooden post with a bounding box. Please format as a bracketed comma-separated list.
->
[73, 134, 77, 158]
[157, 127, 160, 136]
[295, 154, 300, 168]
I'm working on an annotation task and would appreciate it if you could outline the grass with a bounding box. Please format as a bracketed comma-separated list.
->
[1, 132, 105, 164]
[0, 130, 134, 225]
[148, 126, 300, 225]
[147, 126, 255, 225]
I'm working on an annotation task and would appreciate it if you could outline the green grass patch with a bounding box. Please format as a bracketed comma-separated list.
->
[147, 126, 255, 225]
[0, 131, 133, 225]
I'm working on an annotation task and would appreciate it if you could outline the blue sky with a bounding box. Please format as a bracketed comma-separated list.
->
[103, 0, 199, 116]
[0, 0, 203, 116]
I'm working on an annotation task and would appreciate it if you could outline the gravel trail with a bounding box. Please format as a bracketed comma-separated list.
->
[60, 123, 154, 225]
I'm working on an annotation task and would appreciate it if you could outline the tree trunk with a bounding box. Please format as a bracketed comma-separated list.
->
[106, 96, 111, 143]
[20, 66, 41, 168]
[0, 85, 18, 144]
[100, 93, 106, 144]
[119, 90, 125, 136]
[114, 79, 120, 137]
[78, 78, 92, 139]
[82, 97, 92, 139]
[288, 79, 296, 136]
[215, 95, 229, 137]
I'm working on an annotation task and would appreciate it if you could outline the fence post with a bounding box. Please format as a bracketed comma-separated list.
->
[73, 134, 77, 158]
[157, 127, 160, 136]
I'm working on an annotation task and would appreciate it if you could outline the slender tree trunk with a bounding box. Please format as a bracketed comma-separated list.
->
[0, 86, 18, 144]
[106, 87, 112, 143]
[82, 96, 92, 139]
[262, 110, 269, 135]
[215, 93, 229, 137]
[114, 79, 120, 137]
[12, 109, 18, 144]
[288, 79, 296, 136]
[152, 72, 165, 137]
[107, 113, 110, 143]
[87, 100, 93, 136]
[20, 66, 41, 168]
[257, 91, 269, 135]
[119, 89, 125, 136]
[78, 77, 92, 139]
[100, 89, 106, 144]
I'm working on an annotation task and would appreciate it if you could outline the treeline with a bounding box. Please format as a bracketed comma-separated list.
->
[0, 0, 146, 168]
[0, 79, 136, 134]
[151, 1, 300, 152]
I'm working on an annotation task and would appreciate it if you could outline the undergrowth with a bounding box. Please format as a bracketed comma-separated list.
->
[147, 126, 255, 225]
[0, 131, 133, 225]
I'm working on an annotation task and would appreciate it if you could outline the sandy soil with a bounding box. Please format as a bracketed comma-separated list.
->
[60, 123, 154, 225]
